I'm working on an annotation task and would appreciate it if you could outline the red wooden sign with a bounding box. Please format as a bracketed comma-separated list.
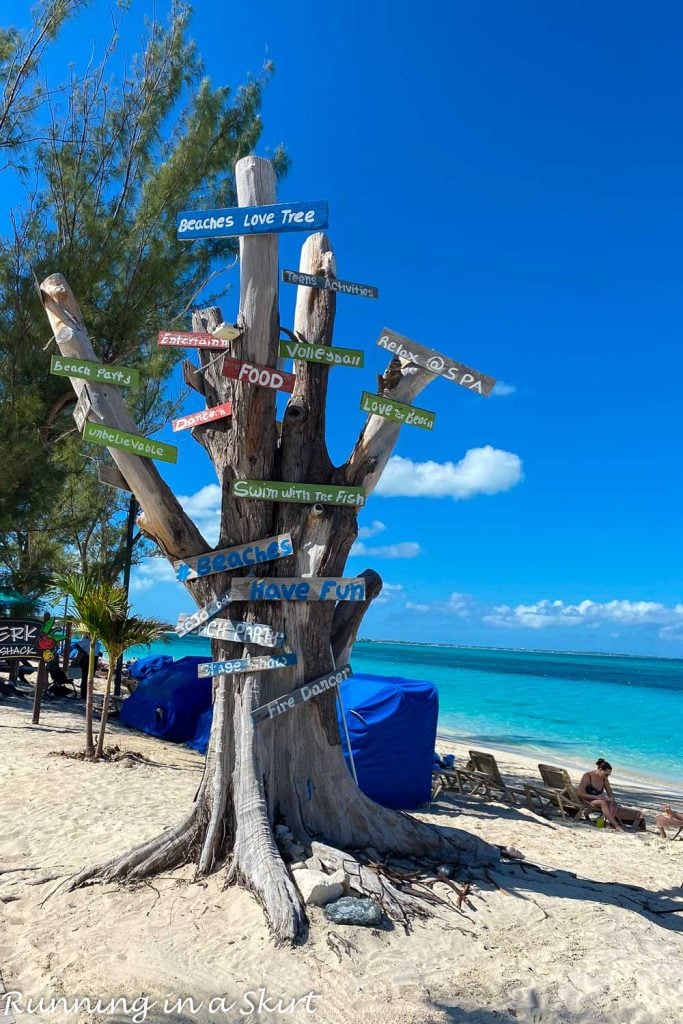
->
[157, 331, 232, 350]
[172, 402, 233, 432]
[222, 357, 295, 394]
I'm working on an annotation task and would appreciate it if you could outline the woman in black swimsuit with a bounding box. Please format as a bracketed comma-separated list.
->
[578, 758, 644, 832]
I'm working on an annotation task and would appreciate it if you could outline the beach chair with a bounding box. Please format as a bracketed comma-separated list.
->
[524, 764, 588, 820]
[452, 750, 527, 805]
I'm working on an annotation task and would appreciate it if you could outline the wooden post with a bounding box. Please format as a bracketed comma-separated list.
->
[62, 620, 72, 673]
[31, 659, 47, 725]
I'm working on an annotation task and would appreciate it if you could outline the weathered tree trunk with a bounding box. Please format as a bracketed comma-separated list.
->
[42, 155, 496, 942]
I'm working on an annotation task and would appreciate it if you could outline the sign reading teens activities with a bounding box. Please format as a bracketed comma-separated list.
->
[233, 480, 366, 508]
[177, 201, 328, 240]
[172, 402, 233, 432]
[158, 331, 232, 351]
[198, 653, 297, 679]
[282, 269, 378, 299]
[51, 355, 139, 388]
[186, 618, 285, 649]
[360, 391, 435, 431]
[252, 665, 353, 724]
[83, 422, 178, 464]
[222, 358, 295, 394]
[174, 534, 293, 582]
[230, 577, 365, 603]
[376, 328, 496, 397]
[278, 340, 364, 369]
[175, 591, 232, 638]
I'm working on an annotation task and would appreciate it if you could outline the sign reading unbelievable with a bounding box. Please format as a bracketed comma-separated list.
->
[359, 390, 435, 431]
[187, 618, 286, 649]
[83, 423, 178, 464]
[282, 269, 378, 299]
[157, 331, 232, 350]
[175, 591, 232, 638]
[278, 340, 364, 369]
[171, 402, 233, 433]
[232, 480, 366, 508]
[51, 355, 139, 388]
[174, 534, 293, 582]
[177, 201, 328, 240]
[198, 652, 297, 679]
[230, 577, 365, 603]
[222, 358, 295, 394]
[252, 665, 353, 724]
[376, 328, 496, 396]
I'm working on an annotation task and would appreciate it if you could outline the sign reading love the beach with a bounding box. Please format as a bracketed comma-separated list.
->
[157, 331, 232, 351]
[230, 577, 366, 603]
[376, 328, 496, 396]
[222, 358, 295, 394]
[197, 652, 297, 679]
[282, 269, 378, 299]
[171, 402, 233, 432]
[187, 618, 286, 649]
[175, 591, 232, 638]
[252, 665, 353, 724]
[174, 534, 293, 582]
[0, 620, 43, 658]
[278, 340, 364, 369]
[51, 355, 139, 388]
[177, 201, 328, 240]
[83, 423, 178, 464]
[360, 391, 435, 431]
[232, 480, 366, 508]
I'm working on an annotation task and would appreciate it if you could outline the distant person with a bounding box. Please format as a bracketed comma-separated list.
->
[73, 636, 102, 700]
[655, 805, 683, 839]
[578, 758, 645, 831]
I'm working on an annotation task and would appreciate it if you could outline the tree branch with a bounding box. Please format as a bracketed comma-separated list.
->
[331, 569, 383, 665]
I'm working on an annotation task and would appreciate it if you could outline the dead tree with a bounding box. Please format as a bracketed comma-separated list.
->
[39, 155, 497, 942]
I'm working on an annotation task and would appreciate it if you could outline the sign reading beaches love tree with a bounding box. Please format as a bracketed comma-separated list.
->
[198, 653, 297, 679]
[233, 480, 366, 508]
[83, 423, 178, 464]
[252, 665, 353, 724]
[51, 355, 139, 388]
[174, 534, 293, 582]
[376, 328, 496, 396]
[360, 391, 435, 431]
[177, 201, 328, 240]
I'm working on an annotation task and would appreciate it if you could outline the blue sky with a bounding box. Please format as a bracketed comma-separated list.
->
[14, 1, 683, 655]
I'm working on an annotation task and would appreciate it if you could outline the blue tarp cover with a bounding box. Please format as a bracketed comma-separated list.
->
[187, 706, 213, 754]
[119, 656, 213, 742]
[128, 654, 173, 680]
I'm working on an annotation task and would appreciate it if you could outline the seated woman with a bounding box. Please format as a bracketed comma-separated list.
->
[655, 805, 683, 839]
[578, 758, 645, 832]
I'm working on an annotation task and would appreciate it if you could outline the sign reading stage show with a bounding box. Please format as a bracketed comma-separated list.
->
[222, 357, 295, 394]
[282, 269, 378, 299]
[51, 355, 139, 388]
[157, 331, 232, 351]
[232, 480, 366, 508]
[278, 340, 364, 369]
[174, 534, 293, 582]
[177, 201, 328, 240]
[229, 577, 365, 603]
[175, 591, 232, 639]
[83, 423, 178, 464]
[186, 617, 286, 649]
[376, 328, 496, 396]
[360, 391, 435, 431]
[252, 665, 353, 724]
[0, 620, 43, 658]
[198, 653, 297, 679]
[172, 402, 232, 432]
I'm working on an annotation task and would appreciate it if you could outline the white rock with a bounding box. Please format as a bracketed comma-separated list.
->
[305, 855, 324, 872]
[294, 868, 346, 907]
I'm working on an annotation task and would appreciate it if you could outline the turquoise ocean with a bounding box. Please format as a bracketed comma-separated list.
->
[125, 636, 683, 787]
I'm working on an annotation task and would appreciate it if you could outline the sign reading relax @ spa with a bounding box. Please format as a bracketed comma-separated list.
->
[360, 391, 435, 431]
[230, 577, 365, 602]
[233, 480, 366, 508]
[83, 422, 178, 464]
[174, 534, 293, 582]
[197, 653, 297, 679]
[252, 665, 353, 724]
[51, 355, 139, 388]
[172, 402, 233, 432]
[282, 269, 378, 299]
[176, 200, 328, 240]
[157, 331, 232, 351]
[222, 357, 295, 394]
[376, 328, 496, 396]
[278, 340, 364, 369]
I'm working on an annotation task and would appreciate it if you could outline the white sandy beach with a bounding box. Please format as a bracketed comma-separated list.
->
[1, 692, 682, 1024]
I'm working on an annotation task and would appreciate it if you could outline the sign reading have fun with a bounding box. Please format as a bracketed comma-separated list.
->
[360, 391, 435, 431]
[51, 355, 139, 388]
[252, 665, 353, 724]
[176, 201, 328, 240]
[230, 577, 366, 603]
[197, 653, 297, 678]
[174, 534, 293, 582]
[376, 328, 496, 396]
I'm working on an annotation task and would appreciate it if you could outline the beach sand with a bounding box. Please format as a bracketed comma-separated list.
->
[1, 693, 682, 1024]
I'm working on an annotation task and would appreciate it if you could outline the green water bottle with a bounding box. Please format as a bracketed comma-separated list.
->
[595, 815, 606, 829]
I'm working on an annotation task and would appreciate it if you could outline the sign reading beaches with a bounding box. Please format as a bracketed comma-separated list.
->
[222, 357, 295, 394]
[157, 331, 232, 351]
[278, 340, 364, 369]
[230, 577, 366, 602]
[174, 534, 293, 582]
[83, 423, 178, 464]
[172, 402, 232, 432]
[233, 480, 366, 508]
[252, 665, 353, 724]
[359, 390, 435, 431]
[176, 201, 328, 240]
[175, 592, 232, 638]
[186, 618, 285, 649]
[376, 328, 496, 396]
[198, 653, 297, 678]
[51, 355, 139, 388]
[282, 269, 378, 299]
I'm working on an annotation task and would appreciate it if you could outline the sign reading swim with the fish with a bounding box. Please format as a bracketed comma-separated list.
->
[233, 480, 366, 508]
[222, 358, 295, 394]
[174, 534, 293, 582]
[360, 391, 435, 431]
[83, 423, 178, 464]
[230, 577, 365, 603]
[51, 355, 139, 388]
[184, 617, 286, 649]
[282, 269, 378, 299]
[172, 402, 233, 432]
[175, 591, 232, 638]
[177, 201, 328, 240]
[198, 653, 297, 679]
[157, 331, 233, 351]
[278, 340, 364, 369]
[252, 665, 353, 724]
[376, 328, 496, 396]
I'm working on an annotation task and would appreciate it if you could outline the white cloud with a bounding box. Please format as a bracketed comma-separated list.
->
[491, 381, 516, 397]
[130, 557, 178, 594]
[483, 598, 683, 633]
[350, 540, 421, 559]
[375, 582, 405, 605]
[178, 483, 222, 544]
[405, 591, 475, 617]
[358, 520, 386, 540]
[375, 448, 523, 500]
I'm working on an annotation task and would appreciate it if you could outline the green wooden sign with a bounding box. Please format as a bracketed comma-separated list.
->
[278, 340, 364, 369]
[232, 479, 366, 508]
[83, 422, 178, 464]
[51, 355, 139, 388]
[359, 391, 436, 431]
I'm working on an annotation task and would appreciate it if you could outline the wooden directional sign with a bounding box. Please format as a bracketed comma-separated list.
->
[230, 577, 365, 603]
[376, 328, 496, 396]
[279, 339, 364, 369]
[83, 422, 178, 464]
[232, 480, 366, 508]
[97, 463, 132, 492]
[174, 534, 293, 582]
[282, 269, 378, 299]
[177, 201, 328, 240]
[360, 391, 435, 431]
[158, 330, 231, 350]
[73, 388, 94, 432]
[222, 357, 295, 394]
[198, 652, 297, 679]
[175, 591, 232, 638]
[186, 617, 286, 648]
[51, 355, 139, 388]
[0, 620, 44, 659]
[172, 402, 233, 432]
[253, 664, 353, 724]
[212, 322, 242, 342]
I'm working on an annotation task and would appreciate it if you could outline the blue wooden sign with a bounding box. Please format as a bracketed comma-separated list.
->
[177, 201, 328, 240]
[198, 653, 297, 678]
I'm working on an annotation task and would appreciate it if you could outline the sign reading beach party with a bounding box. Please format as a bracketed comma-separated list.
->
[51, 355, 139, 388]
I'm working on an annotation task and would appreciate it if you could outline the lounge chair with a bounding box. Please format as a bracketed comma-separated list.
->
[524, 764, 589, 820]
[432, 749, 527, 805]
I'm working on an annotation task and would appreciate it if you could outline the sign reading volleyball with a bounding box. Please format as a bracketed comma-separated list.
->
[278, 340, 364, 369]
[252, 665, 353, 724]
[198, 653, 297, 679]
[172, 402, 232, 432]
[222, 358, 295, 394]
[232, 480, 366, 508]
[376, 328, 496, 396]
[83, 422, 178, 464]
[177, 201, 328, 240]
[174, 534, 293, 582]
[359, 391, 435, 431]
[282, 269, 378, 299]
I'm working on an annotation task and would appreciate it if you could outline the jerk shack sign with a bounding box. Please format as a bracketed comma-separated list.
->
[0, 619, 60, 659]
[376, 328, 496, 396]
